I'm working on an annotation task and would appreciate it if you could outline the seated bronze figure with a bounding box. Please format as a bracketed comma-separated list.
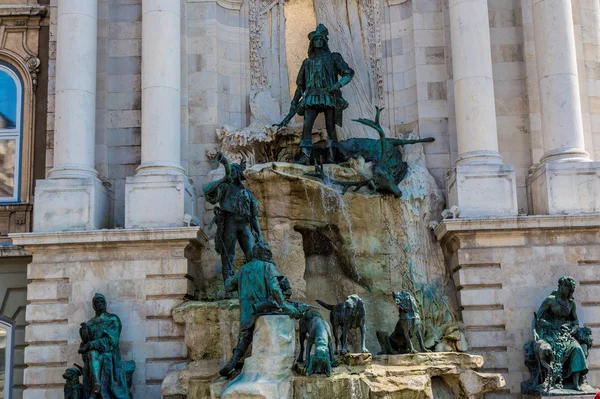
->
[522, 276, 596, 395]
[78, 293, 135, 399]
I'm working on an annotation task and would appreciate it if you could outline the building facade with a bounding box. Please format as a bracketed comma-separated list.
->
[0, 0, 597, 398]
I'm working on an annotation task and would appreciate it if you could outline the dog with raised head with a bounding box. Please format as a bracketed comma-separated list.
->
[317, 294, 368, 354]
[298, 309, 337, 376]
[393, 291, 430, 353]
[63, 365, 83, 399]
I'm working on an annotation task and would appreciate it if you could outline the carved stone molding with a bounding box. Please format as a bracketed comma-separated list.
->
[26, 56, 40, 91]
[387, 0, 410, 5]
[186, 0, 244, 10]
[249, 0, 283, 90]
[0, 5, 47, 17]
[360, 0, 385, 108]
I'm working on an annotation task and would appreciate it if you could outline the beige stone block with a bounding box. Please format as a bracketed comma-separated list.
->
[474, 232, 526, 247]
[454, 266, 503, 287]
[145, 318, 184, 339]
[24, 345, 65, 365]
[529, 161, 600, 214]
[27, 263, 72, 281]
[33, 177, 111, 232]
[447, 163, 518, 217]
[145, 298, 183, 317]
[109, 39, 141, 57]
[146, 341, 187, 360]
[26, 303, 68, 323]
[459, 288, 505, 307]
[23, 389, 62, 399]
[25, 323, 70, 344]
[145, 361, 173, 381]
[27, 281, 70, 301]
[145, 278, 191, 297]
[462, 309, 507, 328]
[108, 109, 141, 129]
[24, 365, 65, 386]
[467, 330, 507, 349]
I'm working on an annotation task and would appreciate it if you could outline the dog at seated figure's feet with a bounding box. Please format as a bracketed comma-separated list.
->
[317, 294, 368, 354]
[298, 309, 337, 376]
[63, 365, 83, 399]
[393, 291, 430, 353]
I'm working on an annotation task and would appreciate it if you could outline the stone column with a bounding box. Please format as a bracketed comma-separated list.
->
[527, 0, 600, 214]
[33, 0, 110, 232]
[446, 0, 518, 217]
[124, 0, 195, 228]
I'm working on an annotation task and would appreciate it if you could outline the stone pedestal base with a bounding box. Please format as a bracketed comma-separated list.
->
[221, 315, 295, 399]
[125, 173, 196, 229]
[10, 227, 207, 399]
[528, 161, 600, 214]
[33, 177, 111, 232]
[446, 163, 518, 217]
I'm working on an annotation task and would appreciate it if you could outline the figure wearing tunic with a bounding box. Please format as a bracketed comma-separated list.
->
[296, 52, 354, 112]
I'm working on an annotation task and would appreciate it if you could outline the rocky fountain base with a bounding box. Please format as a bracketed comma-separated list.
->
[161, 301, 505, 399]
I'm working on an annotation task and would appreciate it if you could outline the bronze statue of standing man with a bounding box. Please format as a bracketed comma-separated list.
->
[278, 24, 355, 165]
[204, 153, 263, 284]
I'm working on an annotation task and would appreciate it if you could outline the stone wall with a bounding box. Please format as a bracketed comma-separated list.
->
[42, 0, 600, 223]
[11, 228, 206, 399]
[436, 216, 600, 398]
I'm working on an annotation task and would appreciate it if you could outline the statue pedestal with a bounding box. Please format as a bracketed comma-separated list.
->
[221, 315, 295, 399]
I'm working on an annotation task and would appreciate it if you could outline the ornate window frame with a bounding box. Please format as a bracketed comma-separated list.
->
[0, 63, 24, 203]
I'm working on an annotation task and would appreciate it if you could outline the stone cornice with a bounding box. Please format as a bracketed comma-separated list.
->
[434, 215, 600, 241]
[186, 0, 243, 11]
[0, 5, 47, 17]
[10, 226, 208, 248]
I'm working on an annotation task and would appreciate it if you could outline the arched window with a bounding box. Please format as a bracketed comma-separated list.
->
[0, 64, 22, 203]
[0, 317, 15, 399]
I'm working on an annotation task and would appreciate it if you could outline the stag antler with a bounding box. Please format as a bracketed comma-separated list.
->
[353, 106, 387, 164]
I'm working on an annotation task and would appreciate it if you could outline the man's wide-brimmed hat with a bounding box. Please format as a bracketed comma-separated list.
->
[308, 24, 329, 41]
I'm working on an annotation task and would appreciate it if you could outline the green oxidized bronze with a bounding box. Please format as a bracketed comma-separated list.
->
[276, 24, 355, 165]
[204, 153, 263, 284]
[307, 107, 435, 197]
[78, 293, 135, 399]
[522, 276, 597, 395]
[219, 241, 300, 377]
[63, 365, 83, 399]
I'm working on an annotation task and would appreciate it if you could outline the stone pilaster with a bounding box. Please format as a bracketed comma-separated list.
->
[11, 228, 207, 399]
[446, 0, 518, 217]
[124, 0, 195, 229]
[33, 0, 110, 232]
[527, 0, 600, 214]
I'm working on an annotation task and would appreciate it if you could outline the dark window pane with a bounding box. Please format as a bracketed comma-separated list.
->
[0, 139, 15, 197]
[0, 70, 17, 129]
